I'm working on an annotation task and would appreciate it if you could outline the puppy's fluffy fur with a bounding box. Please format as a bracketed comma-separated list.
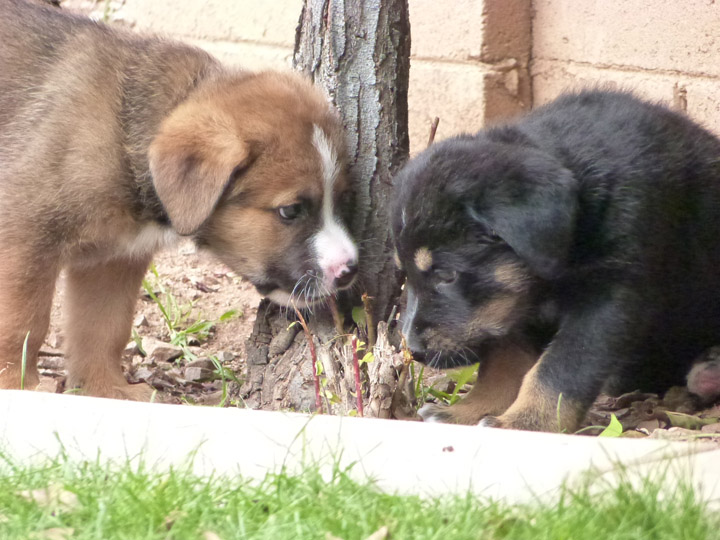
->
[394, 90, 720, 431]
[0, 0, 357, 399]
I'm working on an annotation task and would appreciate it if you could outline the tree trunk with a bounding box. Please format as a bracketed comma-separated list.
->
[236, 0, 411, 416]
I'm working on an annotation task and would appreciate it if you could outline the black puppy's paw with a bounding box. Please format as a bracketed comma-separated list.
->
[687, 357, 720, 404]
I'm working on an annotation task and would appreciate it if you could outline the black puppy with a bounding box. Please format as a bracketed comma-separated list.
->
[392, 90, 720, 432]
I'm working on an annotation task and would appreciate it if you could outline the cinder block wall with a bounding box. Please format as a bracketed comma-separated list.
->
[62, 0, 720, 146]
[532, 0, 720, 133]
[408, 0, 531, 152]
[62, 0, 531, 154]
[63, 0, 301, 69]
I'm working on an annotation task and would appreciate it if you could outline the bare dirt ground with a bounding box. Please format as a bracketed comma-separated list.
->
[40, 240, 262, 406]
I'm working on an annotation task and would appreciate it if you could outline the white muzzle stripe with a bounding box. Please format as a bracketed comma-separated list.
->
[311, 124, 357, 289]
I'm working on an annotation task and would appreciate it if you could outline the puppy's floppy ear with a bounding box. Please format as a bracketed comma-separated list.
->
[148, 109, 252, 235]
[467, 154, 578, 279]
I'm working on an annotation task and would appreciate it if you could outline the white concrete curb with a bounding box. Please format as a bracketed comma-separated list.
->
[1, 390, 719, 506]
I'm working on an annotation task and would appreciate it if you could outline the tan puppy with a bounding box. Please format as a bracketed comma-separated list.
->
[0, 0, 358, 399]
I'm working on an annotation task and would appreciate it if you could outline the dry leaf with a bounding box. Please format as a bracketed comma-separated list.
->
[636, 419, 661, 433]
[30, 528, 74, 540]
[649, 427, 710, 442]
[701, 422, 720, 434]
[364, 526, 390, 540]
[164, 509, 185, 530]
[665, 411, 719, 430]
[20, 485, 78, 512]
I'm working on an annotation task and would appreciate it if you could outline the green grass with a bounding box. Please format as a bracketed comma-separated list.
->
[0, 453, 717, 540]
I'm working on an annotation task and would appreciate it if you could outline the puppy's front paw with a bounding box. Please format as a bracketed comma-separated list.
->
[478, 411, 564, 431]
[0, 366, 40, 390]
[477, 415, 502, 428]
[73, 381, 158, 402]
[113, 382, 158, 402]
[419, 402, 492, 425]
[477, 411, 544, 431]
[478, 402, 582, 432]
[418, 403, 455, 423]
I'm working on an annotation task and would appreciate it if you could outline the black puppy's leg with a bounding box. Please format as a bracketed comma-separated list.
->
[483, 289, 644, 432]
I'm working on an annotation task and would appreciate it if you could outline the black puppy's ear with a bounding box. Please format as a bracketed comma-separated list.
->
[467, 159, 578, 279]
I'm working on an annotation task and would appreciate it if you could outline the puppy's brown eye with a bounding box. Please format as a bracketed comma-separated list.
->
[435, 269, 458, 284]
[277, 203, 305, 221]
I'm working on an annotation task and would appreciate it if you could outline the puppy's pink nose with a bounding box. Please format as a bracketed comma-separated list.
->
[334, 262, 358, 289]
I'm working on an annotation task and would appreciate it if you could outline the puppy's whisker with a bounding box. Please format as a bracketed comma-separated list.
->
[287, 274, 308, 311]
[429, 351, 442, 369]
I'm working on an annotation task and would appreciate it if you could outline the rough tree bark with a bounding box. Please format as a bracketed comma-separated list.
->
[236, 0, 411, 416]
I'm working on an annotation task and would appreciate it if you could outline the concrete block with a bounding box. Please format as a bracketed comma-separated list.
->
[409, 60, 486, 153]
[532, 59, 720, 138]
[1, 391, 719, 505]
[188, 39, 294, 71]
[533, 0, 720, 77]
[411, 0, 531, 63]
[481, 0, 532, 64]
[410, 0, 484, 61]
[108, 0, 302, 47]
[409, 59, 529, 153]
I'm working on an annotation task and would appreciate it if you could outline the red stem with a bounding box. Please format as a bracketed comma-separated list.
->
[294, 307, 323, 414]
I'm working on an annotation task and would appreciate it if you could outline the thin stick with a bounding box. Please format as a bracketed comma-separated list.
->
[397, 336, 415, 402]
[327, 296, 345, 340]
[293, 306, 323, 414]
[361, 293, 376, 348]
[351, 335, 364, 417]
[427, 117, 440, 148]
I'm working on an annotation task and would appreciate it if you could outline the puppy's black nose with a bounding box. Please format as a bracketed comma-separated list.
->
[335, 263, 358, 289]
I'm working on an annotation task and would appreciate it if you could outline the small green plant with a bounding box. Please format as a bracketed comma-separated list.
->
[425, 363, 479, 406]
[351, 306, 367, 335]
[141, 264, 239, 361]
[599, 413, 624, 437]
[208, 355, 243, 407]
[410, 362, 428, 405]
[130, 329, 146, 356]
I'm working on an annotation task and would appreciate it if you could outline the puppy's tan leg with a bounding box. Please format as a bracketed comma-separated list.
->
[419, 343, 537, 424]
[0, 253, 59, 390]
[63, 256, 154, 401]
[480, 358, 586, 432]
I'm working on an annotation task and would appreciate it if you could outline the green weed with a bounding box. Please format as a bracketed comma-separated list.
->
[425, 363, 479, 407]
[141, 264, 239, 361]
